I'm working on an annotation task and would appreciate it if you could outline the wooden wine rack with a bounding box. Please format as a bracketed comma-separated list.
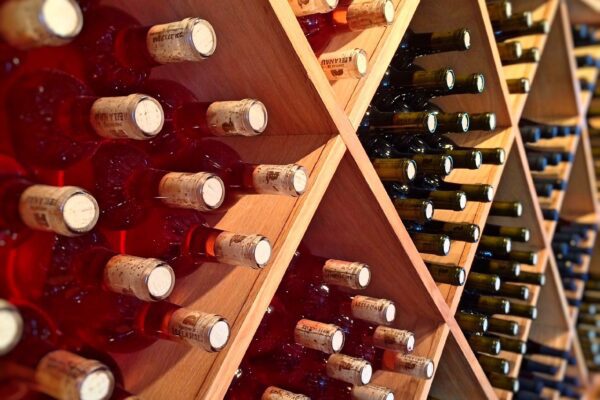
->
[68, 0, 600, 399]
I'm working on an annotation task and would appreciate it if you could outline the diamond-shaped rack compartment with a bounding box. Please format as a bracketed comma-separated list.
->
[501, 0, 561, 118]
[521, 0, 583, 238]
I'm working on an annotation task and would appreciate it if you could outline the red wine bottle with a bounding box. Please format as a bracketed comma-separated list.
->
[299, 0, 394, 54]
[0, 156, 99, 246]
[63, 142, 225, 230]
[137, 79, 268, 168]
[7, 69, 164, 170]
[121, 207, 272, 274]
[0, 299, 115, 400]
[76, 6, 216, 94]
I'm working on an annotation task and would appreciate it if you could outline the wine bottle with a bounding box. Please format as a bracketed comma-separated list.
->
[391, 28, 471, 69]
[412, 174, 495, 202]
[53, 290, 230, 353]
[498, 251, 538, 265]
[426, 263, 466, 286]
[456, 311, 489, 334]
[416, 220, 480, 243]
[576, 55, 598, 67]
[497, 41, 523, 65]
[372, 158, 417, 183]
[361, 107, 437, 133]
[487, 373, 519, 392]
[378, 65, 456, 94]
[521, 358, 558, 375]
[379, 353, 435, 379]
[468, 334, 501, 355]
[391, 198, 434, 222]
[518, 47, 540, 63]
[492, 11, 532, 32]
[487, 1, 512, 20]
[494, 20, 549, 42]
[7, 70, 165, 170]
[479, 235, 512, 255]
[526, 152, 548, 171]
[473, 258, 521, 279]
[488, 334, 527, 354]
[521, 121, 559, 139]
[121, 208, 272, 273]
[477, 353, 510, 375]
[488, 316, 519, 336]
[484, 225, 530, 242]
[467, 272, 501, 294]
[461, 292, 510, 315]
[405, 74, 485, 113]
[513, 271, 545, 286]
[0, 299, 115, 400]
[0, 157, 99, 242]
[387, 183, 467, 211]
[469, 112, 498, 132]
[299, 0, 394, 54]
[506, 301, 537, 319]
[0, 0, 83, 49]
[497, 282, 530, 301]
[288, 0, 338, 16]
[409, 232, 451, 256]
[506, 78, 530, 94]
[521, 126, 542, 143]
[534, 182, 553, 197]
[490, 200, 523, 217]
[137, 79, 268, 168]
[77, 6, 216, 94]
[8, 233, 175, 303]
[526, 340, 570, 359]
[533, 177, 566, 191]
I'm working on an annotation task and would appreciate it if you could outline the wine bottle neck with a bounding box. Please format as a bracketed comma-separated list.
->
[349, 295, 396, 325]
[18, 185, 99, 236]
[205, 99, 268, 137]
[144, 18, 216, 64]
[322, 259, 372, 289]
[157, 171, 225, 211]
[294, 319, 344, 354]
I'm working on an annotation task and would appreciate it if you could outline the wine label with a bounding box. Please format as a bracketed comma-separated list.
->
[0, 299, 23, 356]
[0, 0, 83, 49]
[372, 158, 416, 182]
[214, 232, 272, 269]
[35, 350, 114, 400]
[18, 185, 99, 237]
[351, 384, 394, 400]
[251, 164, 308, 196]
[168, 309, 229, 351]
[103, 255, 175, 301]
[206, 99, 268, 137]
[294, 319, 344, 354]
[319, 48, 368, 80]
[325, 354, 372, 385]
[347, 0, 394, 31]
[90, 95, 164, 140]
[350, 295, 396, 325]
[372, 326, 414, 352]
[322, 259, 371, 289]
[262, 387, 310, 400]
[287, 0, 337, 16]
[146, 18, 216, 63]
[158, 172, 225, 211]
[387, 354, 434, 379]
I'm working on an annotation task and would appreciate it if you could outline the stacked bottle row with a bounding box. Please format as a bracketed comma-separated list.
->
[0, 1, 310, 399]
[355, 18, 505, 259]
[226, 249, 434, 399]
[519, 120, 581, 223]
[290, 0, 395, 81]
[485, 0, 551, 94]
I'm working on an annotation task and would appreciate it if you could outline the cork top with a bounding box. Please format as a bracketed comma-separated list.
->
[209, 319, 230, 350]
[158, 172, 225, 211]
[0, 300, 23, 356]
[444, 69, 456, 90]
[42, 0, 83, 40]
[80, 369, 114, 400]
[456, 268, 466, 285]
[424, 202, 434, 220]
[458, 113, 469, 132]
[462, 29, 471, 50]
[189, 19, 217, 57]
[146, 18, 216, 64]
[133, 96, 165, 137]
[442, 156, 453, 175]
[61, 190, 100, 233]
[425, 113, 437, 133]
[381, 0, 395, 24]
[206, 99, 268, 137]
[441, 236, 450, 255]
[488, 113, 497, 131]
[252, 164, 308, 197]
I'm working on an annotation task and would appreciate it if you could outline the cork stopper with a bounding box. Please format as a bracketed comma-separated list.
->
[146, 18, 216, 64]
[90, 95, 165, 140]
[351, 384, 395, 400]
[206, 99, 268, 137]
[103, 255, 175, 301]
[287, 0, 339, 17]
[262, 387, 310, 400]
[444, 69, 456, 90]
[0, 299, 23, 356]
[425, 113, 437, 133]
[252, 164, 308, 197]
[322, 259, 371, 290]
[424, 202, 434, 220]
[294, 319, 345, 354]
[35, 351, 114, 400]
[347, 0, 394, 31]
[350, 296, 396, 325]
[0, 0, 83, 49]
[158, 172, 225, 211]
[214, 232, 272, 269]
[326, 354, 372, 385]
[373, 326, 415, 352]
[19, 185, 99, 237]
[319, 48, 368, 81]
[168, 309, 230, 351]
